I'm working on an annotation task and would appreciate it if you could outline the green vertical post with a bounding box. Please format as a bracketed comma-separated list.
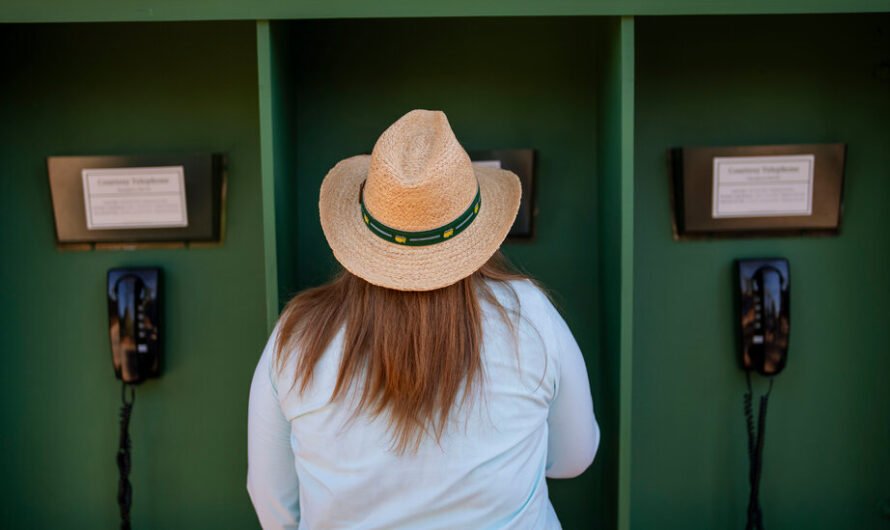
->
[617, 15, 635, 530]
[256, 20, 280, 332]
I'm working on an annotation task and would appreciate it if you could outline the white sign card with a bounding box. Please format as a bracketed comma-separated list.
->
[712, 155, 815, 218]
[82, 166, 189, 230]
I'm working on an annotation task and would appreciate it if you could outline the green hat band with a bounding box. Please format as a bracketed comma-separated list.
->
[359, 181, 482, 247]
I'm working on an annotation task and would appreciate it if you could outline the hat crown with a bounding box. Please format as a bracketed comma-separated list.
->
[363, 109, 477, 232]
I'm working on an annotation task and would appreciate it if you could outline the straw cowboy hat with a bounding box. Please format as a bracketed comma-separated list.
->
[319, 109, 522, 291]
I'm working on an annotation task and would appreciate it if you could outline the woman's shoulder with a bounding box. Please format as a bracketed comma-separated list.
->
[483, 275, 551, 302]
[481, 277, 560, 323]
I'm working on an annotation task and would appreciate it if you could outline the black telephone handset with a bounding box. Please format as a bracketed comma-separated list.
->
[108, 268, 162, 384]
[107, 267, 162, 529]
[736, 258, 791, 376]
[735, 258, 790, 530]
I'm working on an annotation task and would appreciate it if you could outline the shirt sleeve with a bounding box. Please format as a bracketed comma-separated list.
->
[247, 325, 301, 529]
[543, 297, 601, 479]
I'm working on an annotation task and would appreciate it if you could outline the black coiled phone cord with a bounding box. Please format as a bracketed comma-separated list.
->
[118, 383, 135, 530]
[744, 371, 773, 530]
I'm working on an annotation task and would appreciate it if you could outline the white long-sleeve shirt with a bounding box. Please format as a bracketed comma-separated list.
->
[247, 278, 600, 529]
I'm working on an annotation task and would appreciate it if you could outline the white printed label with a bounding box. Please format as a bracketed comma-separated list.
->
[712, 155, 814, 218]
[82, 166, 188, 230]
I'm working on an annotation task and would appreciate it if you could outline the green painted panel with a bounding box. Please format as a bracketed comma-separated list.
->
[272, 16, 617, 528]
[1, 0, 889, 23]
[257, 20, 282, 333]
[632, 14, 890, 530]
[0, 22, 267, 529]
[596, 16, 635, 530]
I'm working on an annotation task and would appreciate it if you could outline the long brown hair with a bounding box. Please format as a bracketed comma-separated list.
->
[274, 250, 543, 453]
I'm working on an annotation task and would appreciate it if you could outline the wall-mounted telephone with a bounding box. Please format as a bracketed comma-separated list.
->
[734, 258, 790, 530]
[107, 268, 162, 384]
[736, 258, 791, 376]
[107, 267, 162, 530]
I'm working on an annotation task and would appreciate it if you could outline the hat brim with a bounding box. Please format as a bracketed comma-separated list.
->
[319, 154, 522, 291]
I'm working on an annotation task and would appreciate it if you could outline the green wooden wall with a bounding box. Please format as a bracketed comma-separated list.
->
[0, 22, 267, 528]
[632, 14, 890, 530]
